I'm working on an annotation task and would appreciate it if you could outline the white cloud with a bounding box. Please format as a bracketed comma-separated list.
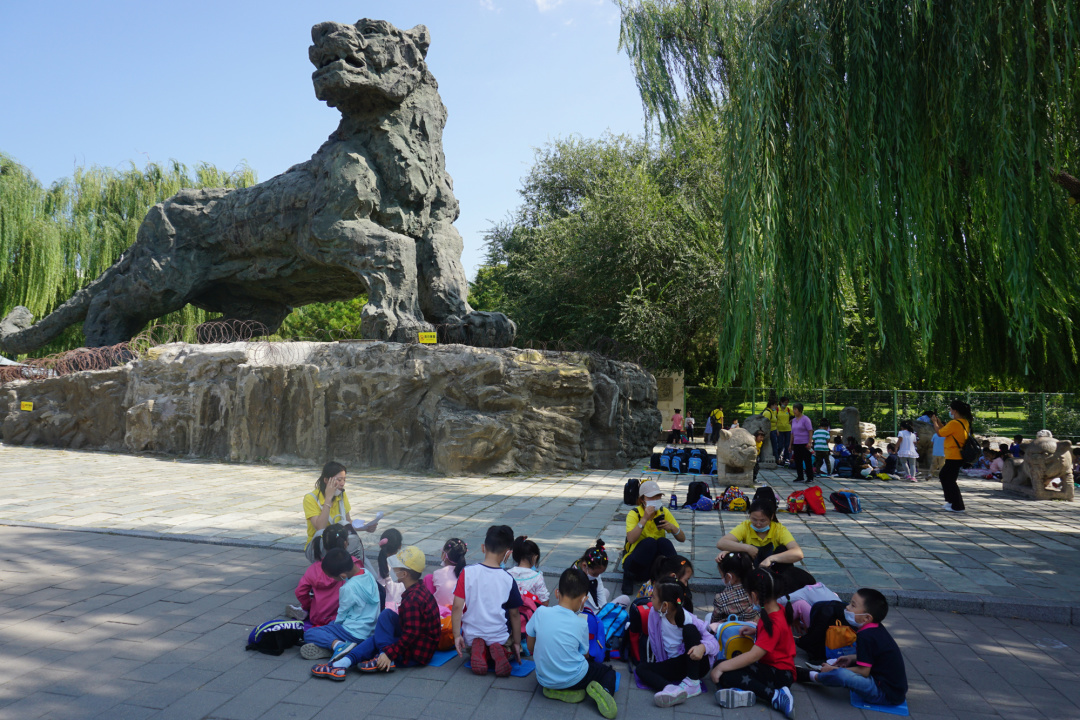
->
[479, 0, 498, 11]
[535, 0, 564, 11]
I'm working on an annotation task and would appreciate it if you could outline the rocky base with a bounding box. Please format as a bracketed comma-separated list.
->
[0, 342, 661, 475]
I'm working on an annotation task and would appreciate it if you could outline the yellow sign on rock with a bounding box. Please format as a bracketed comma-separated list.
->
[418, 332, 438, 344]
[20, 401, 33, 411]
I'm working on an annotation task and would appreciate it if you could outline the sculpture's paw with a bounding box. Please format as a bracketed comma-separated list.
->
[0, 306, 34, 339]
[439, 311, 517, 348]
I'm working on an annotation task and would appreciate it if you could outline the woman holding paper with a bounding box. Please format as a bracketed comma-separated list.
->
[303, 461, 381, 561]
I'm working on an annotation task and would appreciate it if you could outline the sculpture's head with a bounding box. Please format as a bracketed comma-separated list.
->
[1025, 431, 1072, 481]
[715, 427, 759, 470]
[309, 19, 431, 113]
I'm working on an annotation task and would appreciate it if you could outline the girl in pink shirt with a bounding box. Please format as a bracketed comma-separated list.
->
[292, 524, 363, 628]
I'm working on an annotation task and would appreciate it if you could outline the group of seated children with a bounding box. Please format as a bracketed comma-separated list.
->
[960, 443, 1008, 479]
[289, 519, 907, 718]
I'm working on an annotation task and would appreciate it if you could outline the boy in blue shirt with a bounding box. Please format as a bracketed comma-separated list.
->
[801, 588, 908, 707]
[299, 548, 380, 660]
[527, 568, 617, 719]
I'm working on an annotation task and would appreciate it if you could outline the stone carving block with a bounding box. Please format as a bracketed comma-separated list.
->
[1001, 430, 1074, 501]
[0, 342, 661, 475]
[714, 427, 759, 486]
[741, 414, 775, 469]
[0, 18, 514, 356]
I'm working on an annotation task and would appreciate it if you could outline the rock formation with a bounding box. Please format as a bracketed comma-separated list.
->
[0, 342, 660, 475]
[0, 19, 514, 356]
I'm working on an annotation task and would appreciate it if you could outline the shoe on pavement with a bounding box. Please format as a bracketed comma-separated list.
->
[715, 688, 756, 708]
[679, 677, 702, 698]
[543, 687, 586, 703]
[310, 663, 346, 681]
[942, 503, 965, 513]
[300, 643, 332, 660]
[489, 641, 512, 677]
[586, 681, 618, 719]
[284, 604, 307, 621]
[357, 658, 395, 672]
[654, 683, 688, 707]
[470, 638, 489, 676]
[329, 640, 357, 663]
[772, 686, 795, 719]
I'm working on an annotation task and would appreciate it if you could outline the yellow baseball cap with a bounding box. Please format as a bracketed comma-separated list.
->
[388, 545, 426, 574]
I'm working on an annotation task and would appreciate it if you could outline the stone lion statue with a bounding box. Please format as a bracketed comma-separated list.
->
[1002, 430, 1074, 500]
[0, 19, 515, 355]
[715, 427, 759, 471]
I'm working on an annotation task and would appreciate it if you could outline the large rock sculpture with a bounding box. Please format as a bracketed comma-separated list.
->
[0, 342, 660, 475]
[0, 19, 514, 356]
[714, 427, 759, 486]
[741, 414, 776, 469]
[1001, 430, 1074, 501]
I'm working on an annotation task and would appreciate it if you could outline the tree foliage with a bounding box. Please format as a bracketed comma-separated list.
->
[618, 0, 1080, 391]
[470, 133, 724, 379]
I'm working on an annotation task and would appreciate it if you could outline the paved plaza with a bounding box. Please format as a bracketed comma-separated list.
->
[1, 445, 1078, 612]
[2, 524, 1080, 720]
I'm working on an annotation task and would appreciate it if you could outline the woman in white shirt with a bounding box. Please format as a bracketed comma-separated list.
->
[897, 421, 920, 481]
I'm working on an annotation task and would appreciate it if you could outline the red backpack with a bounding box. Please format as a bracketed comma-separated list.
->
[625, 597, 653, 667]
[786, 490, 807, 514]
[803, 485, 827, 515]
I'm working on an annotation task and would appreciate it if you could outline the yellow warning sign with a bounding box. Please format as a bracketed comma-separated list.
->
[418, 332, 438, 344]
[20, 401, 33, 411]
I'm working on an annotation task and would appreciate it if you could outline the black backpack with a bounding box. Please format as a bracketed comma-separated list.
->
[623, 478, 641, 506]
[684, 480, 712, 507]
[956, 420, 981, 464]
[245, 619, 305, 656]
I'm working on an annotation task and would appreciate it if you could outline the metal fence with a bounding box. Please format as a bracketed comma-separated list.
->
[684, 387, 1080, 442]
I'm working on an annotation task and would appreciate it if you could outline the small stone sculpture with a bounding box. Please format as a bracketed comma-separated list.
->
[741, 414, 775, 469]
[714, 427, 759, 486]
[1002, 430, 1074, 501]
[0, 19, 515, 355]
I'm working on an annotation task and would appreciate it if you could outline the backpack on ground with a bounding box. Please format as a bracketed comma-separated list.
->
[245, 619, 305, 656]
[826, 620, 858, 660]
[596, 602, 629, 660]
[710, 456, 718, 475]
[795, 600, 848, 664]
[583, 610, 607, 664]
[670, 453, 685, 474]
[786, 490, 807, 514]
[803, 485, 827, 515]
[721, 485, 747, 510]
[714, 614, 757, 660]
[685, 480, 712, 507]
[624, 477, 641, 506]
[650, 453, 662, 470]
[625, 597, 653, 668]
[830, 491, 862, 513]
[687, 448, 707, 474]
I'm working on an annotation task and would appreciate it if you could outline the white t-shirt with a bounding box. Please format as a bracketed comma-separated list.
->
[455, 563, 523, 644]
[582, 572, 609, 615]
[898, 430, 918, 458]
[507, 566, 550, 603]
[778, 582, 840, 607]
[660, 613, 689, 658]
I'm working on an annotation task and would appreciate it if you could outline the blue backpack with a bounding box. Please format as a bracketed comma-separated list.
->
[584, 611, 607, 663]
[687, 449, 705, 474]
[710, 457, 718, 475]
[245, 619, 305, 656]
[670, 454, 685, 474]
[595, 602, 629, 659]
[659, 451, 673, 470]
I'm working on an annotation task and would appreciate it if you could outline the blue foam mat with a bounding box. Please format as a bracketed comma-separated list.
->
[428, 649, 459, 667]
[850, 691, 909, 715]
[463, 657, 536, 677]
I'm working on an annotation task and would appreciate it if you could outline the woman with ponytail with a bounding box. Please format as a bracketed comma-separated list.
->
[932, 399, 972, 512]
[636, 581, 719, 707]
[424, 538, 468, 609]
[710, 568, 796, 717]
[302, 461, 381, 562]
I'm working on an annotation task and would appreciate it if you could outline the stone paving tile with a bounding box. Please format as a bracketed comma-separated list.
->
[0, 525, 1078, 719]
[2, 444, 1080, 602]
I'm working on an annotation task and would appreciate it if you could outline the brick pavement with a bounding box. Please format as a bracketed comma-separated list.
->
[1, 445, 1078, 610]
[1, 525, 1079, 720]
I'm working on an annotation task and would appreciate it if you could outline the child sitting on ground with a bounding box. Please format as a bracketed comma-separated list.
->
[573, 540, 610, 614]
[526, 567, 618, 719]
[310, 546, 441, 679]
[452, 525, 523, 677]
[637, 555, 695, 610]
[710, 568, 796, 718]
[290, 524, 360, 628]
[507, 535, 550, 604]
[637, 580, 720, 708]
[831, 437, 852, 476]
[777, 580, 840, 635]
[801, 588, 908, 708]
[299, 548, 380, 660]
[710, 551, 758, 627]
[424, 537, 467, 609]
[1011, 435, 1025, 458]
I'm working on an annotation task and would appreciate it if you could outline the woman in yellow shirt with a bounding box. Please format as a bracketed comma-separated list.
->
[303, 461, 380, 561]
[621, 479, 687, 594]
[715, 498, 804, 569]
[932, 400, 972, 512]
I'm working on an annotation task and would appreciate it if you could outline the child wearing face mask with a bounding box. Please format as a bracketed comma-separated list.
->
[452, 524, 523, 677]
[800, 588, 908, 707]
[637, 581, 719, 707]
[572, 540, 610, 614]
[621, 480, 686, 595]
[299, 548, 380, 660]
[711, 568, 796, 718]
[424, 537, 468, 609]
[526, 567, 618, 718]
[710, 551, 758, 627]
[638, 555, 695, 610]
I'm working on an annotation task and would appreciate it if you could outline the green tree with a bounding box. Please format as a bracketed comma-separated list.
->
[618, 0, 1080, 390]
[473, 133, 724, 379]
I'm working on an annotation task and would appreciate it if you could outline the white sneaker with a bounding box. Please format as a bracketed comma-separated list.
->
[679, 677, 702, 699]
[942, 503, 953, 510]
[715, 688, 756, 708]
[653, 684, 689, 707]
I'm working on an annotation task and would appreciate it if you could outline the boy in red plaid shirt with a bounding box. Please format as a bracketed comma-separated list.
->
[311, 546, 440, 679]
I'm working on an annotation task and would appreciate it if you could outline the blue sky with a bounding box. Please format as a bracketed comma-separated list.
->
[0, 0, 647, 280]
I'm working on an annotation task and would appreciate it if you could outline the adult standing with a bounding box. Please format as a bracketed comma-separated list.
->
[710, 406, 725, 445]
[788, 403, 815, 483]
[763, 399, 780, 464]
[621, 480, 686, 594]
[668, 409, 684, 444]
[931, 400, 972, 512]
[304, 461, 380, 562]
[685, 411, 696, 442]
[776, 397, 794, 466]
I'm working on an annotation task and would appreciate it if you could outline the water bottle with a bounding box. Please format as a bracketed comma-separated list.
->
[669, 493, 677, 510]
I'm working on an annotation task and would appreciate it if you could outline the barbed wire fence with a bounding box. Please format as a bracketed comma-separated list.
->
[1, 319, 663, 384]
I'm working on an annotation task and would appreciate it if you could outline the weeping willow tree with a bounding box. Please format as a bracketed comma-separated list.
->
[0, 154, 257, 356]
[619, 0, 1080, 390]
